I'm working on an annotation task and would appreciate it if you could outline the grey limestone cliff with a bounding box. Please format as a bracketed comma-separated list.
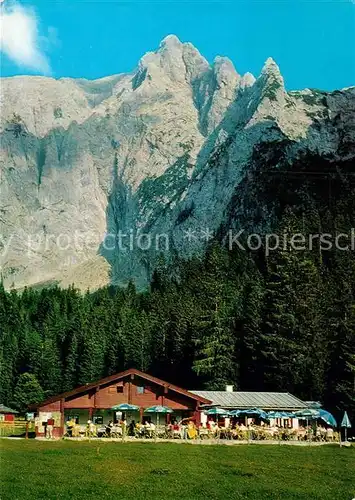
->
[0, 35, 354, 289]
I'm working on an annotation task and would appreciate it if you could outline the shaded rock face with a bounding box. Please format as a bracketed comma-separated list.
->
[0, 35, 354, 289]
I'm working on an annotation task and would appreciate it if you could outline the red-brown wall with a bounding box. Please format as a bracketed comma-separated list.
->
[65, 393, 92, 409]
[3, 414, 15, 422]
[39, 401, 61, 412]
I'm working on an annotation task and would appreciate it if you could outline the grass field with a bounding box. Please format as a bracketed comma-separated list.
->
[1, 440, 354, 499]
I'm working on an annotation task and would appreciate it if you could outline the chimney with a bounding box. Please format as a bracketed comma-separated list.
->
[225, 385, 234, 393]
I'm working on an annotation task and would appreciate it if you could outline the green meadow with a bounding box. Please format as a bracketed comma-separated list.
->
[1, 440, 354, 499]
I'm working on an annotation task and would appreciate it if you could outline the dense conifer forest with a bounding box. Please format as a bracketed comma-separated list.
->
[1, 203, 354, 424]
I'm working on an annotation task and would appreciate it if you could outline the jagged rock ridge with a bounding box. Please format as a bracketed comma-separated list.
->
[0, 35, 354, 289]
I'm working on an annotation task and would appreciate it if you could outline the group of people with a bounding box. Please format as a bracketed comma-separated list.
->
[63, 416, 338, 442]
[84, 417, 198, 439]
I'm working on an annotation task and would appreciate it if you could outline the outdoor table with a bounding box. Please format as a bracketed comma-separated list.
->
[198, 428, 209, 439]
[172, 428, 182, 439]
[156, 426, 168, 438]
[110, 426, 122, 437]
[72, 425, 80, 437]
[78, 425, 86, 437]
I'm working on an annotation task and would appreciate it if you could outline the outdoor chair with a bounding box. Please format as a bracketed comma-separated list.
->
[85, 425, 97, 438]
[281, 429, 291, 441]
[110, 426, 122, 438]
[220, 428, 233, 440]
[288, 430, 297, 441]
[78, 425, 86, 437]
[72, 425, 80, 438]
[143, 427, 154, 439]
[238, 430, 249, 440]
[172, 427, 182, 439]
[198, 428, 209, 440]
[325, 429, 334, 442]
[134, 426, 145, 438]
[156, 426, 168, 439]
[254, 428, 267, 440]
[97, 427, 108, 438]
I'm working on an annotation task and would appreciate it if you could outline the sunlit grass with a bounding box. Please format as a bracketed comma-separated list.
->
[1, 440, 354, 499]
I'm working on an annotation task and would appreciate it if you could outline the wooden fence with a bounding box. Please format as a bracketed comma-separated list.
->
[0, 420, 35, 437]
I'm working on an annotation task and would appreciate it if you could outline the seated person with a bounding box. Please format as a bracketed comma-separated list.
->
[187, 420, 197, 439]
[66, 418, 75, 437]
[128, 420, 136, 436]
[144, 421, 155, 437]
[326, 427, 334, 440]
[106, 420, 113, 436]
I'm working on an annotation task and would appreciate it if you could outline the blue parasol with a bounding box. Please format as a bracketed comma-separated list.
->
[341, 411, 352, 442]
[111, 403, 140, 411]
[294, 409, 320, 419]
[237, 408, 269, 420]
[206, 407, 231, 417]
[341, 411, 352, 428]
[319, 409, 337, 427]
[144, 405, 173, 427]
[268, 411, 286, 419]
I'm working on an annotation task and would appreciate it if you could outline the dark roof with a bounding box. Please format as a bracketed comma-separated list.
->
[0, 404, 19, 414]
[34, 369, 212, 409]
[189, 391, 307, 410]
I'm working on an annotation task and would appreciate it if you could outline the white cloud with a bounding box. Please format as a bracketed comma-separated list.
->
[0, 3, 51, 74]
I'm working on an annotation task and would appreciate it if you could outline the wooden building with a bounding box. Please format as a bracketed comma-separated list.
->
[32, 368, 211, 437]
[0, 404, 19, 422]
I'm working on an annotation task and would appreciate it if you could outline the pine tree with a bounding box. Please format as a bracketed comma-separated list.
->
[12, 373, 45, 411]
[239, 272, 265, 390]
[192, 244, 238, 389]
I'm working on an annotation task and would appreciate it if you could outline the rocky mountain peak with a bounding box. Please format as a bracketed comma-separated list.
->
[1, 38, 353, 290]
[260, 57, 284, 87]
[213, 56, 240, 87]
[158, 34, 184, 51]
[238, 72, 256, 89]
[133, 35, 208, 87]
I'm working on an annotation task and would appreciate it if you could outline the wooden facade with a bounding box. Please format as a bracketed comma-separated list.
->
[0, 404, 18, 422]
[33, 369, 211, 437]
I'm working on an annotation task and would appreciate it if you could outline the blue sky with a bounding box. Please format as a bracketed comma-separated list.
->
[0, 0, 354, 90]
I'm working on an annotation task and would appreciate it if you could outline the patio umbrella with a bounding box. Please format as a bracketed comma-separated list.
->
[294, 409, 320, 419]
[294, 409, 320, 440]
[281, 412, 296, 418]
[229, 410, 241, 417]
[144, 405, 173, 427]
[111, 404, 140, 411]
[268, 411, 286, 419]
[206, 407, 231, 417]
[319, 409, 337, 427]
[341, 411, 352, 442]
[238, 408, 269, 420]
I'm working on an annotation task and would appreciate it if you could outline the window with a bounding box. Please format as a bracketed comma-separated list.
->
[66, 415, 79, 424]
[93, 416, 103, 425]
[108, 385, 123, 394]
[136, 386, 144, 394]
